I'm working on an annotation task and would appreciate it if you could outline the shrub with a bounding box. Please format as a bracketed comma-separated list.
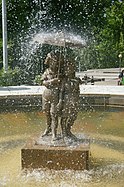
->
[33, 74, 42, 85]
[0, 67, 22, 86]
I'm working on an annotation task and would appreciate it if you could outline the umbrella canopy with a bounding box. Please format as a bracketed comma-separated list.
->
[33, 31, 86, 48]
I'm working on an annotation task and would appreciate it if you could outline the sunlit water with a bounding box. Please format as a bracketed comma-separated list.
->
[0, 108, 124, 187]
[32, 31, 86, 47]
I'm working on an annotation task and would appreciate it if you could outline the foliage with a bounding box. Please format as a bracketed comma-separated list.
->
[93, 0, 124, 68]
[33, 74, 42, 85]
[0, 0, 124, 85]
[0, 67, 21, 86]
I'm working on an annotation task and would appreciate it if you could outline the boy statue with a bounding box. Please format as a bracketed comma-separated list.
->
[41, 51, 64, 141]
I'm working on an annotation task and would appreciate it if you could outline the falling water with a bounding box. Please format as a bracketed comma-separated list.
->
[18, 28, 86, 84]
[32, 31, 86, 47]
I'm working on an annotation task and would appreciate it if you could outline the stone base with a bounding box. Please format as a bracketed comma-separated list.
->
[21, 134, 90, 170]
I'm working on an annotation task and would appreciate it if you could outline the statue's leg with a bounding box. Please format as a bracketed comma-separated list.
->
[60, 117, 68, 137]
[51, 114, 58, 141]
[42, 112, 52, 136]
[66, 118, 74, 135]
[42, 100, 52, 137]
[66, 98, 79, 138]
[50, 103, 58, 141]
[66, 114, 77, 138]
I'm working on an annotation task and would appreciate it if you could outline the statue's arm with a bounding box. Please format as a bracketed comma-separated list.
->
[41, 72, 60, 88]
[42, 78, 60, 87]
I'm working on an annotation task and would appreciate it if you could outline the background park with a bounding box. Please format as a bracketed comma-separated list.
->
[0, 0, 124, 86]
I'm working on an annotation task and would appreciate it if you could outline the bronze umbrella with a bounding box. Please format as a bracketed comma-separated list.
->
[33, 31, 86, 76]
[33, 31, 86, 48]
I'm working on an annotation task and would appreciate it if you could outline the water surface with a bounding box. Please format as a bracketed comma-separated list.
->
[0, 108, 124, 187]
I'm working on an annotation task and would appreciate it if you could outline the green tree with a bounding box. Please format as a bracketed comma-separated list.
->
[94, 0, 124, 68]
[0, 0, 122, 84]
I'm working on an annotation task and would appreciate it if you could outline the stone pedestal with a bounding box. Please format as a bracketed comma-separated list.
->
[21, 134, 90, 170]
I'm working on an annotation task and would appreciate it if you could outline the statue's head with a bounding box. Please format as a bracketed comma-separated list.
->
[44, 51, 58, 74]
[44, 51, 55, 65]
[45, 50, 64, 74]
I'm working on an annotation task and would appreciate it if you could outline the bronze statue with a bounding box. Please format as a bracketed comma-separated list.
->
[57, 59, 81, 139]
[41, 51, 80, 142]
[41, 51, 64, 141]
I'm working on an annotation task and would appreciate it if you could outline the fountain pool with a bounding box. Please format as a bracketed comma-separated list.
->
[0, 108, 124, 187]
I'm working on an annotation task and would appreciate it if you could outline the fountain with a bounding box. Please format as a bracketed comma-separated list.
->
[0, 1, 124, 186]
[21, 46, 90, 170]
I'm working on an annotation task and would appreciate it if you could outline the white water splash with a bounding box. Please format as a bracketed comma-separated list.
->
[32, 31, 86, 48]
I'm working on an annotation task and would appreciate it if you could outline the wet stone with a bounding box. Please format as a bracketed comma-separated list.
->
[21, 133, 90, 170]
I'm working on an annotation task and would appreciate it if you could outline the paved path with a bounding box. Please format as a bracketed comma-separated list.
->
[76, 67, 120, 86]
[0, 84, 124, 97]
[0, 68, 124, 97]
[80, 85, 124, 96]
[0, 85, 44, 97]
